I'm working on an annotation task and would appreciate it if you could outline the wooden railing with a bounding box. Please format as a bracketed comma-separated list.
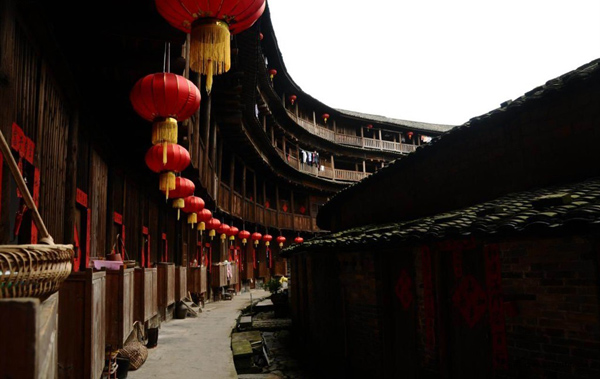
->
[275, 147, 366, 182]
[286, 110, 419, 154]
[334, 169, 369, 182]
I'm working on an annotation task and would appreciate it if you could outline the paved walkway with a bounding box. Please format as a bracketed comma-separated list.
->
[128, 288, 271, 379]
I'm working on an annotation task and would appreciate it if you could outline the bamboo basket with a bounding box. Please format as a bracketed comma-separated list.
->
[0, 129, 73, 299]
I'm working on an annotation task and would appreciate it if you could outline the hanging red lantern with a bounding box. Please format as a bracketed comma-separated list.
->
[163, 177, 195, 220]
[145, 143, 191, 198]
[322, 113, 330, 123]
[288, 95, 297, 105]
[299, 205, 306, 215]
[196, 208, 212, 233]
[251, 232, 262, 247]
[268, 68, 277, 81]
[238, 230, 251, 245]
[262, 233, 272, 247]
[367, 124, 373, 129]
[294, 236, 304, 244]
[206, 218, 221, 240]
[130, 73, 201, 162]
[182, 196, 205, 226]
[259, 32, 264, 41]
[155, 0, 266, 93]
[407, 131, 414, 139]
[276, 236, 286, 248]
[228, 226, 239, 241]
[218, 223, 230, 242]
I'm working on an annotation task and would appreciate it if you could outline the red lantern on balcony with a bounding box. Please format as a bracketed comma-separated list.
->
[196, 208, 213, 233]
[228, 226, 239, 241]
[298, 205, 306, 215]
[163, 176, 195, 219]
[322, 113, 330, 124]
[155, 0, 266, 93]
[276, 236, 286, 248]
[238, 230, 251, 245]
[294, 236, 304, 244]
[288, 95, 297, 105]
[367, 124, 373, 129]
[206, 218, 221, 240]
[251, 232, 262, 247]
[217, 223, 230, 242]
[145, 143, 191, 198]
[130, 73, 201, 162]
[182, 196, 205, 226]
[262, 233, 272, 247]
[407, 131, 414, 139]
[268, 69, 277, 81]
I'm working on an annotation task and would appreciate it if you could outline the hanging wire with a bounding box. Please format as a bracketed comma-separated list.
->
[163, 42, 171, 73]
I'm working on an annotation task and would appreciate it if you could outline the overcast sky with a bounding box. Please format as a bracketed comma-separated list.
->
[267, 0, 600, 126]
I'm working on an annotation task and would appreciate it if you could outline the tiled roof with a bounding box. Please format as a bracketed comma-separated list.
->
[284, 176, 600, 255]
[318, 58, 600, 226]
[335, 108, 455, 133]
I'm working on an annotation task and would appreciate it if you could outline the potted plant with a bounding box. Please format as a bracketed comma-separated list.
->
[267, 277, 289, 317]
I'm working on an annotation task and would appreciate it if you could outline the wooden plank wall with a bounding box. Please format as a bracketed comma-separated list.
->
[89, 149, 108, 257]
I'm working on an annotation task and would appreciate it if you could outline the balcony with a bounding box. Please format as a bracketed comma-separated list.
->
[286, 110, 418, 154]
[275, 148, 370, 182]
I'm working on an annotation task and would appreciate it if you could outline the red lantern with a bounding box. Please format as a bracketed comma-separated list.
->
[282, 203, 288, 212]
[228, 226, 239, 241]
[145, 143, 191, 198]
[268, 69, 277, 81]
[130, 73, 201, 158]
[206, 218, 221, 240]
[196, 208, 212, 233]
[299, 205, 306, 215]
[259, 32, 264, 41]
[164, 177, 195, 219]
[322, 113, 330, 123]
[288, 95, 297, 105]
[294, 236, 304, 244]
[217, 223, 230, 241]
[407, 131, 414, 139]
[239, 230, 251, 245]
[262, 234, 272, 247]
[182, 196, 205, 226]
[276, 236, 286, 248]
[367, 124, 373, 129]
[155, 0, 266, 93]
[251, 232, 262, 247]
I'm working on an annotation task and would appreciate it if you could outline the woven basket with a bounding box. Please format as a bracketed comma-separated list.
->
[0, 243, 73, 299]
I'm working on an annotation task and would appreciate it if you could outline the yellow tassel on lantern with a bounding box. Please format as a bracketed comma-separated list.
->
[159, 172, 176, 199]
[220, 233, 226, 241]
[279, 242, 284, 248]
[197, 221, 206, 232]
[265, 241, 270, 247]
[152, 117, 178, 148]
[254, 240, 259, 247]
[187, 212, 198, 227]
[189, 19, 231, 94]
[172, 198, 185, 220]
[209, 229, 216, 240]
[242, 238, 247, 245]
[229, 235, 235, 241]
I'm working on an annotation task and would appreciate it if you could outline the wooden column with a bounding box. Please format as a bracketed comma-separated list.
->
[211, 122, 218, 198]
[312, 111, 316, 126]
[270, 125, 275, 146]
[363, 160, 366, 173]
[229, 153, 234, 212]
[202, 91, 211, 186]
[216, 135, 223, 203]
[282, 136, 286, 155]
[360, 127, 365, 148]
[242, 165, 247, 220]
[333, 120, 337, 134]
[331, 156, 335, 181]
[379, 129, 383, 150]
[275, 184, 280, 226]
[64, 110, 78, 245]
[290, 190, 295, 230]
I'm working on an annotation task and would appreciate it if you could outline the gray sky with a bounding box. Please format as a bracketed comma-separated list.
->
[267, 0, 600, 126]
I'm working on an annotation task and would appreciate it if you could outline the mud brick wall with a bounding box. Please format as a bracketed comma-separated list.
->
[498, 235, 600, 378]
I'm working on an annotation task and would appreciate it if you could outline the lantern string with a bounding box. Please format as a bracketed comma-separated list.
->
[163, 42, 171, 73]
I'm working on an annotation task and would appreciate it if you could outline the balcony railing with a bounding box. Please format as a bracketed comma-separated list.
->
[286, 110, 418, 154]
[276, 147, 368, 182]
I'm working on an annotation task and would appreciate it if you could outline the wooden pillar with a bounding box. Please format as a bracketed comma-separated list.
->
[270, 125, 275, 147]
[379, 129, 383, 150]
[363, 160, 366, 173]
[331, 155, 335, 181]
[360, 127, 364, 148]
[295, 102, 298, 117]
[290, 190, 295, 231]
[202, 91, 211, 185]
[312, 111, 316, 126]
[216, 134, 222, 202]
[333, 120, 337, 134]
[229, 153, 235, 212]
[192, 74, 201, 169]
[242, 165, 247, 219]
[263, 115, 266, 131]
[282, 137, 286, 155]
[64, 110, 78, 245]
[275, 185, 280, 226]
